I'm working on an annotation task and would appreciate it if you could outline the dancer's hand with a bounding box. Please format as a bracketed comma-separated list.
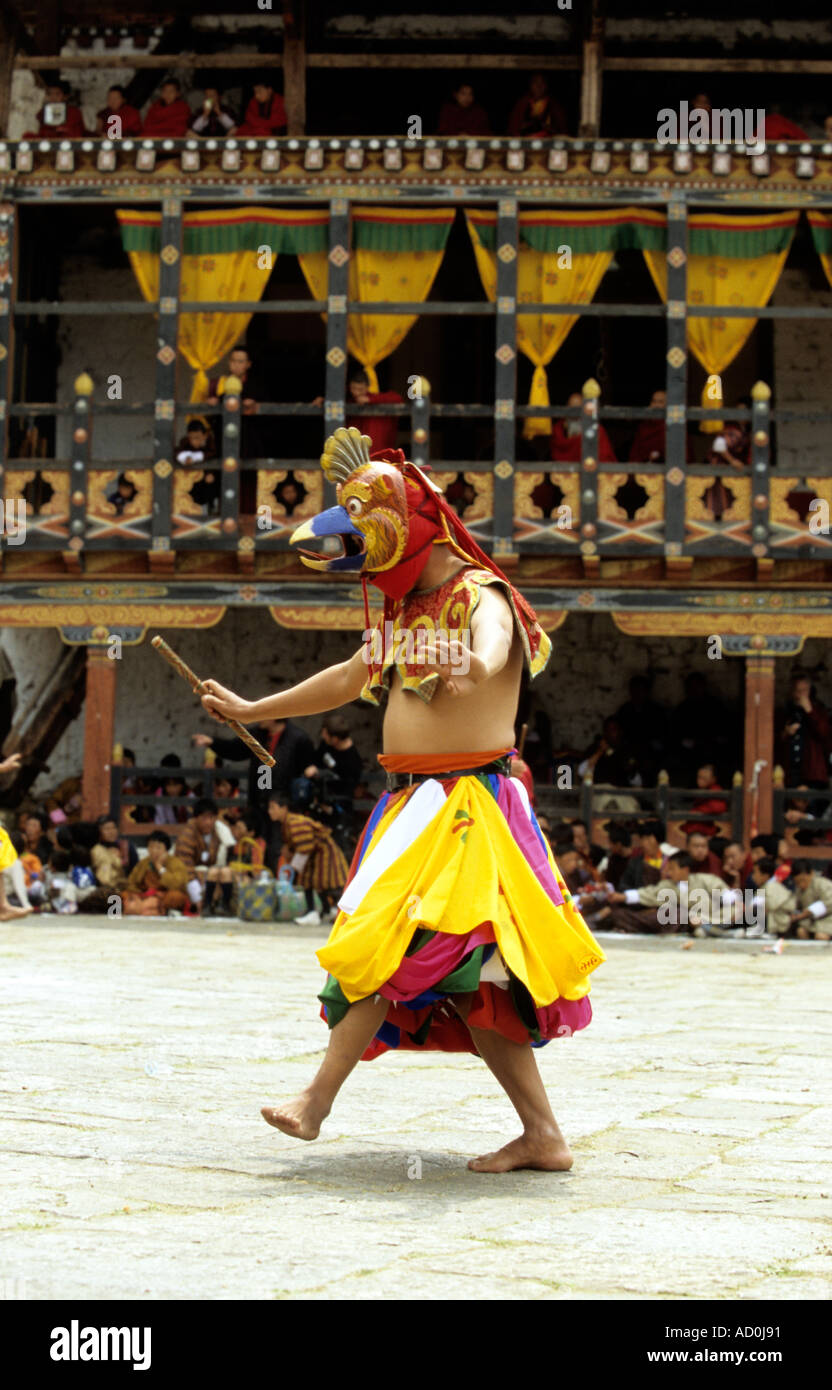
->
[0, 752, 21, 774]
[200, 679, 255, 723]
[421, 636, 485, 698]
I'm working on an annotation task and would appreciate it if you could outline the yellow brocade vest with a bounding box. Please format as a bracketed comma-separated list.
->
[360, 565, 551, 706]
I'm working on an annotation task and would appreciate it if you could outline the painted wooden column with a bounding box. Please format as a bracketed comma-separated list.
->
[0, 198, 13, 534]
[81, 645, 118, 820]
[150, 196, 182, 567]
[743, 653, 775, 839]
[579, 376, 601, 577]
[492, 196, 518, 564]
[578, 0, 605, 137]
[323, 196, 349, 508]
[0, 16, 17, 138]
[750, 379, 771, 574]
[664, 199, 689, 573]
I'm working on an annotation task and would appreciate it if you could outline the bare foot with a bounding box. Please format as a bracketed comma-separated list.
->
[0, 904, 32, 921]
[260, 1091, 329, 1141]
[468, 1127, 573, 1174]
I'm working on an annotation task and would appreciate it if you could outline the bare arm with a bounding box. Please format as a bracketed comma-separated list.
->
[200, 647, 368, 724]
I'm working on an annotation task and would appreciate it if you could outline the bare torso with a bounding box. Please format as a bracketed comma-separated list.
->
[381, 632, 523, 755]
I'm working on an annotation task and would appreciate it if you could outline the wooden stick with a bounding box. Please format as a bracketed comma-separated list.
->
[516, 722, 528, 761]
[150, 635, 275, 768]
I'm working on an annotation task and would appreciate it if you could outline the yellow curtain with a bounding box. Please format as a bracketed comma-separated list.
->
[644, 211, 798, 430]
[808, 211, 832, 288]
[297, 207, 453, 392]
[124, 249, 272, 402]
[466, 216, 611, 439]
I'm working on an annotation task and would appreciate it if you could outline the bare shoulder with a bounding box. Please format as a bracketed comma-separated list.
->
[471, 578, 513, 626]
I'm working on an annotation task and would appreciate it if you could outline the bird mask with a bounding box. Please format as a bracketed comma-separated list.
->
[290, 426, 544, 664]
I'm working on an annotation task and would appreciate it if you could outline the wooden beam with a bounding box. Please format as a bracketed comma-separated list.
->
[282, 0, 306, 138]
[603, 56, 832, 74]
[0, 27, 16, 136]
[15, 51, 580, 71]
[81, 645, 117, 820]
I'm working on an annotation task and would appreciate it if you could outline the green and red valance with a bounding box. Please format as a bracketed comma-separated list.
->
[350, 205, 456, 253]
[116, 206, 330, 257]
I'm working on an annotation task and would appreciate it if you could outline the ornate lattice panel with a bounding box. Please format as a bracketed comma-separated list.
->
[597, 471, 664, 547]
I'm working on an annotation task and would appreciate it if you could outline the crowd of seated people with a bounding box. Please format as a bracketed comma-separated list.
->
[27, 68, 827, 145]
[0, 713, 364, 924]
[545, 815, 832, 941]
[548, 387, 750, 470]
[27, 75, 287, 141]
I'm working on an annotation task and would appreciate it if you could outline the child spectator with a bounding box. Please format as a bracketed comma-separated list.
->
[10, 829, 45, 907]
[508, 72, 568, 137]
[45, 848, 78, 914]
[681, 762, 729, 835]
[153, 754, 193, 825]
[685, 830, 725, 879]
[598, 821, 633, 890]
[437, 81, 491, 136]
[96, 85, 142, 138]
[143, 79, 192, 138]
[267, 794, 349, 926]
[190, 87, 237, 137]
[31, 81, 86, 139]
[176, 418, 219, 512]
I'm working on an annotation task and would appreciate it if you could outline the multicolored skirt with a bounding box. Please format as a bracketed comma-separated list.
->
[318, 753, 605, 1060]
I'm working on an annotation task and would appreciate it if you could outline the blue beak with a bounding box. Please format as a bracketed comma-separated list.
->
[290, 505, 366, 571]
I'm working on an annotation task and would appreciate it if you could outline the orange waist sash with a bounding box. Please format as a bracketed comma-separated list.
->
[378, 749, 511, 775]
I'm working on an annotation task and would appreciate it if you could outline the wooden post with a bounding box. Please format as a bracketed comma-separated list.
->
[0, 16, 17, 137]
[283, 0, 306, 137]
[578, 0, 604, 137]
[743, 654, 775, 840]
[81, 645, 117, 820]
[664, 200, 690, 575]
[150, 196, 182, 572]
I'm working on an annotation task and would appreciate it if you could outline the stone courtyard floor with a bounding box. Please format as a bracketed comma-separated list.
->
[0, 916, 830, 1301]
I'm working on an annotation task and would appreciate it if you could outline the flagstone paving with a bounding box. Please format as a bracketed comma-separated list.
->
[1, 917, 829, 1301]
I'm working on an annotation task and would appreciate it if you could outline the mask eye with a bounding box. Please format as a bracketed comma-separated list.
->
[345, 497, 363, 517]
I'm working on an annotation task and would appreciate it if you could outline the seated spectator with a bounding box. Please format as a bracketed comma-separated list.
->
[22, 810, 51, 865]
[343, 368, 404, 454]
[227, 809, 266, 879]
[789, 859, 832, 940]
[437, 81, 491, 136]
[598, 821, 634, 890]
[267, 794, 350, 926]
[302, 715, 363, 802]
[143, 79, 192, 138]
[8, 830, 45, 908]
[234, 79, 287, 136]
[721, 839, 753, 892]
[123, 830, 190, 917]
[569, 818, 603, 882]
[578, 716, 643, 790]
[619, 819, 673, 891]
[629, 389, 694, 464]
[551, 392, 617, 463]
[703, 405, 751, 521]
[69, 845, 112, 914]
[96, 85, 142, 138]
[749, 856, 795, 937]
[176, 797, 221, 913]
[749, 833, 778, 869]
[176, 418, 220, 512]
[31, 81, 86, 139]
[190, 87, 237, 138]
[91, 815, 137, 895]
[757, 107, 809, 143]
[686, 829, 725, 879]
[508, 72, 568, 138]
[681, 762, 729, 835]
[44, 847, 77, 914]
[154, 753, 193, 826]
[608, 849, 736, 936]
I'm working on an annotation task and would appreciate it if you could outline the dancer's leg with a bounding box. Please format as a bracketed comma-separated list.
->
[261, 993, 389, 1140]
[465, 1024, 573, 1173]
[0, 869, 29, 920]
